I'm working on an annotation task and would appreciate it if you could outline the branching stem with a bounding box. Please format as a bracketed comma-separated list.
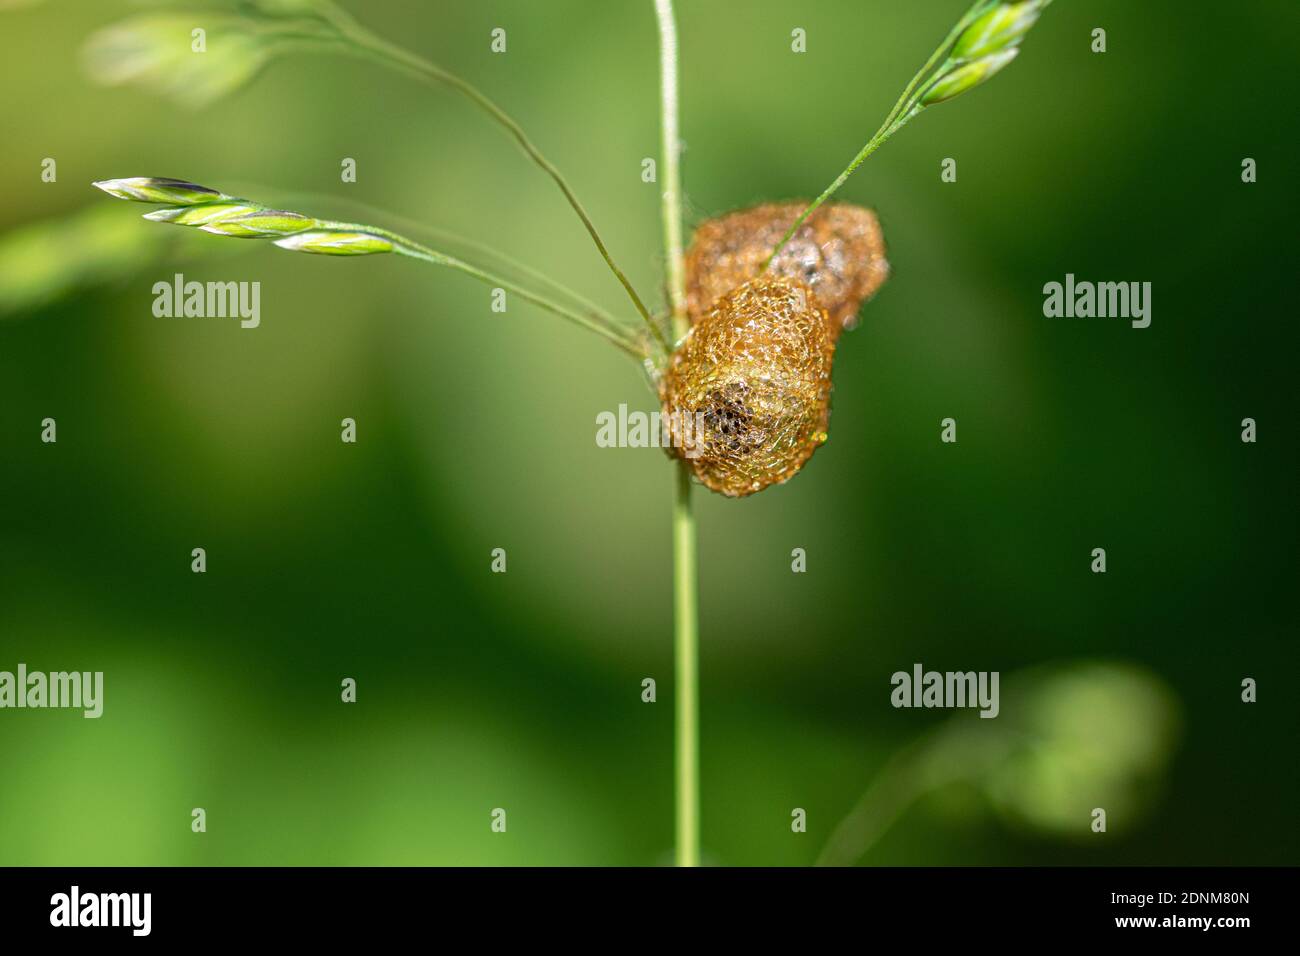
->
[316, 2, 670, 356]
[322, 219, 644, 357]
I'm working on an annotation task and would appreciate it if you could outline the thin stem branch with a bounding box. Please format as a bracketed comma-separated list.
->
[316, 4, 670, 356]
[876, 0, 994, 137]
[242, 183, 627, 330]
[655, 0, 700, 869]
[763, 0, 995, 267]
[321, 219, 645, 357]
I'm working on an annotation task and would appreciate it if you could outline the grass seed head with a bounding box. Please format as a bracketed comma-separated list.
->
[84, 14, 279, 109]
[952, 1, 1043, 62]
[273, 231, 395, 256]
[92, 177, 231, 205]
[98, 177, 397, 257]
[921, 47, 1020, 106]
[142, 202, 262, 225]
[199, 210, 315, 238]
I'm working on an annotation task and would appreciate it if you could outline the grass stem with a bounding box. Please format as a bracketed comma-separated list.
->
[654, 0, 700, 868]
[671, 458, 699, 867]
[262, 185, 623, 326]
[763, 0, 996, 266]
[323, 219, 645, 356]
[318, 3, 670, 356]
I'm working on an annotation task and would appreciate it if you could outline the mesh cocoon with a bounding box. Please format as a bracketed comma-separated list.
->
[685, 201, 889, 336]
[660, 277, 836, 497]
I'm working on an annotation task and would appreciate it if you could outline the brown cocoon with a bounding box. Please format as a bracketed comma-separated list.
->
[661, 276, 836, 497]
[685, 201, 889, 336]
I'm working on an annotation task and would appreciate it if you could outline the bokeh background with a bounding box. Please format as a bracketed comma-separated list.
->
[0, 0, 1295, 865]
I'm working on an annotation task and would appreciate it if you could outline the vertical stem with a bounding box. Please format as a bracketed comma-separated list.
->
[672, 462, 699, 867]
[655, 0, 687, 339]
[655, 0, 699, 868]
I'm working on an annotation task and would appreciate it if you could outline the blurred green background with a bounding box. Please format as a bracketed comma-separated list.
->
[0, 0, 1295, 865]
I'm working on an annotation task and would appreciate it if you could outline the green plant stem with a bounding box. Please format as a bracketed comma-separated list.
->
[654, 0, 700, 868]
[263, 184, 618, 323]
[322, 219, 644, 357]
[877, 0, 995, 136]
[763, 0, 995, 267]
[316, 3, 670, 357]
[671, 459, 699, 867]
[241, 183, 626, 329]
[655, 1, 687, 342]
